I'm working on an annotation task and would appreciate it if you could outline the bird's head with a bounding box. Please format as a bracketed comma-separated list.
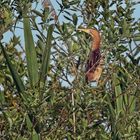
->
[77, 28, 101, 50]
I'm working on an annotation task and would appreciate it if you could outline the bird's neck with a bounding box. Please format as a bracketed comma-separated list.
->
[91, 35, 100, 50]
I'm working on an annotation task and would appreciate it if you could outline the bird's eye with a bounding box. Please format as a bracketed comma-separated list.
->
[89, 30, 92, 33]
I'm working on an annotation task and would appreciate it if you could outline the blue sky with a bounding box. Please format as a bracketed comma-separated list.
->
[133, 3, 140, 20]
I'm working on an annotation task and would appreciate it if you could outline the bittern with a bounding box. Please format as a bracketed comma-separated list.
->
[78, 28, 103, 82]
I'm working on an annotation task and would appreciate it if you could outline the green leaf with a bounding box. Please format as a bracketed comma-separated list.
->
[0, 90, 5, 104]
[62, 0, 70, 8]
[117, 45, 128, 53]
[70, 42, 79, 52]
[32, 9, 43, 17]
[113, 73, 123, 115]
[23, 8, 39, 87]
[26, 115, 40, 140]
[0, 43, 25, 93]
[122, 18, 130, 37]
[69, 0, 79, 5]
[40, 25, 54, 84]
[72, 13, 78, 25]
[133, 33, 140, 41]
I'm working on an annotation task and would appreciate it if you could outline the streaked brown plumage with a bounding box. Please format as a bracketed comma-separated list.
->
[78, 28, 103, 82]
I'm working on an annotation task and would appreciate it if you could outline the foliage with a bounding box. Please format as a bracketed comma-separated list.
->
[0, 0, 140, 139]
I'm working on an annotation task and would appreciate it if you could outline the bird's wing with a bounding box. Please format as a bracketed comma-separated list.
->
[85, 48, 101, 82]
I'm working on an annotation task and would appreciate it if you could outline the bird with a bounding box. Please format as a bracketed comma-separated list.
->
[78, 28, 103, 82]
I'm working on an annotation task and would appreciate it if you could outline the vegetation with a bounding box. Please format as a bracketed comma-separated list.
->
[0, 0, 140, 139]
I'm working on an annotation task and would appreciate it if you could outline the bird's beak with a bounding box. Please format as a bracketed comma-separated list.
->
[77, 28, 90, 34]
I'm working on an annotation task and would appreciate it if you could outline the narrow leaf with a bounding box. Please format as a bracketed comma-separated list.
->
[40, 25, 53, 84]
[23, 8, 39, 87]
[113, 73, 123, 115]
[0, 43, 25, 93]
[26, 115, 40, 140]
[0, 90, 5, 104]
[72, 13, 78, 25]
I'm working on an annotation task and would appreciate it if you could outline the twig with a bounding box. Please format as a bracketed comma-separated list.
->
[71, 89, 76, 134]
